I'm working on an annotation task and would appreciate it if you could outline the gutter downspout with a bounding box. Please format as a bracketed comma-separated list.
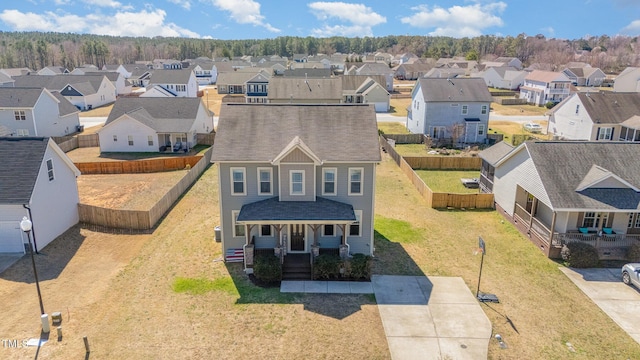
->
[23, 204, 39, 253]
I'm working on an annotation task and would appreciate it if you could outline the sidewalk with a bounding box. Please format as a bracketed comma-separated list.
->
[281, 275, 492, 360]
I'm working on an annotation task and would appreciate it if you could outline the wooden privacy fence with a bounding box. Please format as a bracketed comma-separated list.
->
[78, 147, 213, 229]
[78, 134, 99, 147]
[55, 137, 78, 152]
[404, 156, 481, 170]
[197, 133, 216, 145]
[54, 133, 99, 152]
[381, 133, 424, 144]
[380, 136, 493, 209]
[75, 155, 203, 174]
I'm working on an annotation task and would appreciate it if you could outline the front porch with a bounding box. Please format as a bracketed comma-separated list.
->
[511, 199, 640, 260]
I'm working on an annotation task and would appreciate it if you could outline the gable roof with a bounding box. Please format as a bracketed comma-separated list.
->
[216, 69, 269, 85]
[282, 69, 333, 78]
[211, 104, 381, 163]
[0, 87, 78, 116]
[0, 137, 79, 204]
[478, 141, 514, 165]
[12, 74, 107, 94]
[267, 77, 343, 101]
[511, 142, 640, 210]
[416, 77, 493, 102]
[148, 69, 193, 85]
[112, 107, 197, 133]
[356, 63, 393, 75]
[525, 70, 570, 83]
[50, 91, 81, 116]
[576, 92, 640, 125]
[341, 75, 386, 92]
[105, 97, 203, 125]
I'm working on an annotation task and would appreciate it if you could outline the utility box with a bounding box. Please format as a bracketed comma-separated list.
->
[214, 226, 221, 242]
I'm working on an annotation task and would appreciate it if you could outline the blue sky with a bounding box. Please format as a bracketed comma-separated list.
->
[0, 0, 638, 40]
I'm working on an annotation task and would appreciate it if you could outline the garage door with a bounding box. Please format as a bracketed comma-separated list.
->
[0, 221, 25, 253]
[373, 102, 388, 112]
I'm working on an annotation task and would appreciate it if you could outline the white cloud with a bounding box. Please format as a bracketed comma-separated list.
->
[400, 2, 506, 38]
[54, 0, 72, 5]
[308, 2, 386, 37]
[212, 0, 280, 33]
[621, 20, 640, 35]
[0, 9, 201, 38]
[167, 0, 192, 10]
[80, 0, 127, 8]
[541, 26, 555, 37]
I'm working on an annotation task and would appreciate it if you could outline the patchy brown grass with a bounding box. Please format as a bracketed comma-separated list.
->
[490, 101, 550, 116]
[389, 97, 411, 117]
[488, 120, 551, 142]
[377, 122, 409, 134]
[78, 103, 114, 117]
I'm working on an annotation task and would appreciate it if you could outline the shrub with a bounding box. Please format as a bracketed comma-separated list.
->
[562, 242, 599, 268]
[627, 243, 640, 262]
[253, 254, 281, 283]
[313, 254, 342, 279]
[544, 101, 557, 109]
[348, 253, 372, 280]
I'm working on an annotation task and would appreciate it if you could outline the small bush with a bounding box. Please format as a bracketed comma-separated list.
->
[562, 242, 599, 268]
[544, 101, 557, 109]
[253, 254, 281, 283]
[627, 243, 640, 262]
[313, 254, 342, 279]
[348, 253, 372, 280]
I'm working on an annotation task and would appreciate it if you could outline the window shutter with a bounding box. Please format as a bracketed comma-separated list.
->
[595, 127, 600, 140]
[610, 128, 615, 141]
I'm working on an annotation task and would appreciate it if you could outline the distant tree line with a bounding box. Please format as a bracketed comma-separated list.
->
[0, 31, 637, 73]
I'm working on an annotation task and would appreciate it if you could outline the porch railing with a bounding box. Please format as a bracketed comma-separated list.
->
[554, 233, 640, 249]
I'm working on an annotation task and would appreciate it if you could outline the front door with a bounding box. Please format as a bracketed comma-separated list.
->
[289, 224, 306, 252]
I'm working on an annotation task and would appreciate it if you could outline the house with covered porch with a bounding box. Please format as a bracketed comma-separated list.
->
[492, 141, 640, 259]
[98, 97, 213, 153]
[211, 103, 380, 276]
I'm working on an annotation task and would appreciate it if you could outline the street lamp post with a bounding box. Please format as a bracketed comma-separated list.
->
[20, 216, 45, 315]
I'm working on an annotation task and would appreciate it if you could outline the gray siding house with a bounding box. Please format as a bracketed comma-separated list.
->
[407, 77, 492, 144]
[211, 104, 380, 272]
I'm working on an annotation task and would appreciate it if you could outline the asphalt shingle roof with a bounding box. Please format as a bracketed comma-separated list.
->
[267, 78, 343, 101]
[12, 74, 107, 95]
[148, 69, 192, 84]
[106, 97, 203, 125]
[237, 196, 356, 222]
[417, 77, 493, 102]
[524, 141, 640, 210]
[211, 103, 381, 163]
[0, 137, 48, 204]
[576, 92, 640, 125]
[479, 141, 514, 165]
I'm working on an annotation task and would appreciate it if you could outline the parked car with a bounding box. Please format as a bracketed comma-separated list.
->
[523, 123, 542, 133]
[621, 263, 640, 289]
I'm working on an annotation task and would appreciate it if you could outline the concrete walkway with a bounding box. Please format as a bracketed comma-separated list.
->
[560, 267, 640, 344]
[0, 254, 22, 274]
[281, 275, 492, 359]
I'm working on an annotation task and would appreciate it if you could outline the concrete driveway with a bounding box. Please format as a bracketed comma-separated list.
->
[560, 267, 640, 344]
[0, 254, 22, 274]
[372, 275, 492, 360]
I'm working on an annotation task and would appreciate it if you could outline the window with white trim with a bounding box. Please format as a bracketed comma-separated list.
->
[16, 129, 29, 136]
[323, 224, 335, 236]
[231, 168, 246, 195]
[260, 224, 272, 237]
[232, 211, 245, 237]
[478, 124, 485, 136]
[113, 135, 117, 142]
[481, 105, 488, 115]
[257, 168, 272, 195]
[349, 210, 362, 236]
[432, 126, 445, 138]
[582, 212, 608, 228]
[128, 135, 134, 146]
[323, 168, 337, 195]
[598, 127, 613, 140]
[14, 110, 26, 120]
[46, 159, 54, 181]
[348, 168, 363, 195]
[629, 213, 634, 228]
[290, 170, 304, 195]
[635, 214, 640, 228]
[147, 136, 154, 146]
[461, 105, 468, 115]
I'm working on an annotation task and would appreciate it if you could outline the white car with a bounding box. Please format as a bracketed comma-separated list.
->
[523, 123, 543, 133]
[622, 263, 640, 289]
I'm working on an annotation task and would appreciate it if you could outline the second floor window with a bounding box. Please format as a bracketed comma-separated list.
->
[231, 168, 246, 195]
[46, 159, 54, 181]
[598, 127, 613, 141]
[461, 105, 468, 115]
[323, 168, 336, 195]
[290, 170, 304, 195]
[258, 168, 272, 195]
[481, 105, 487, 115]
[14, 110, 26, 120]
[349, 168, 363, 195]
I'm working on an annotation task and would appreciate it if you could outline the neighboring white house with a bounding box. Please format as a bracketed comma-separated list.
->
[0, 137, 80, 253]
[481, 57, 523, 70]
[342, 75, 390, 112]
[37, 66, 69, 76]
[407, 77, 492, 144]
[0, 87, 80, 137]
[98, 97, 213, 153]
[519, 70, 571, 106]
[492, 141, 640, 259]
[144, 69, 198, 98]
[549, 92, 640, 141]
[614, 67, 640, 92]
[476, 66, 527, 90]
[12, 74, 117, 111]
[562, 66, 606, 87]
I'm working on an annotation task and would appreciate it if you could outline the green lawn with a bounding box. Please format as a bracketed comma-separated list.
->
[414, 169, 481, 193]
[374, 156, 640, 359]
[378, 122, 410, 134]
